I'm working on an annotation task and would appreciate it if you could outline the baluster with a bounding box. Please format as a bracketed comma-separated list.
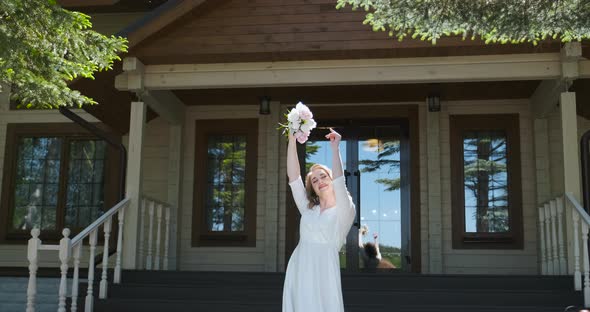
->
[138, 198, 146, 269]
[155, 203, 163, 270]
[550, 200, 560, 275]
[114, 207, 125, 283]
[573, 209, 582, 291]
[26, 229, 41, 312]
[557, 197, 567, 275]
[582, 222, 590, 304]
[164, 206, 171, 270]
[538, 207, 547, 275]
[85, 230, 98, 312]
[71, 243, 82, 312]
[544, 203, 554, 275]
[100, 218, 112, 299]
[146, 200, 155, 270]
[58, 229, 71, 312]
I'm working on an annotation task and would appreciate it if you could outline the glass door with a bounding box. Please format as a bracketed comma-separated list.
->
[304, 120, 411, 272]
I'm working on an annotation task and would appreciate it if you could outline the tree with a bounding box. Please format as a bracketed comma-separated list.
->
[336, 0, 590, 45]
[0, 0, 128, 109]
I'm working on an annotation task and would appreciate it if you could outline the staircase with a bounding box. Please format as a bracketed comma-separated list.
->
[0, 277, 61, 312]
[84, 271, 582, 312]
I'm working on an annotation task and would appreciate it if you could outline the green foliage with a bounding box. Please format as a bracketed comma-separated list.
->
[336, 0, 590, 45]
[0, 0, 128, 109]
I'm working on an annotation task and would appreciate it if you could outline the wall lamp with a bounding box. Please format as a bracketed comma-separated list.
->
[259, 96, 271, 115]
[427, 93, 441, 112]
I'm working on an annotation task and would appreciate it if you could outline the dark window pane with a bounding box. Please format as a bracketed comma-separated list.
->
[205, 135, 247, 232]
[463, 131, 510, 233]
[65, 140, 107, 229]
[11, 137, 61, 231]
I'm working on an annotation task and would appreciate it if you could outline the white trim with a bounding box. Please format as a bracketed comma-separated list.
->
[116, 53, 570, 90]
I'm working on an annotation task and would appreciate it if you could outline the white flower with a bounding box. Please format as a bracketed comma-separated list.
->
[300, 119, 316, 133]
[296, 102, 313, 120]
[287, 109, 300, 122]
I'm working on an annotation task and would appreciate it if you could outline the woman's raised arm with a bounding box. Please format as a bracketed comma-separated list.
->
[287, 133, 301, 183]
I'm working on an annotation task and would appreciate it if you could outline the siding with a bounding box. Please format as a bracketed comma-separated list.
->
[437, 99, 538, 274]
[179, 105, 272, 271]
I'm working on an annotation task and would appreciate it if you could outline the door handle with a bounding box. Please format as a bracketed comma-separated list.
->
[353, 170, 361, 227]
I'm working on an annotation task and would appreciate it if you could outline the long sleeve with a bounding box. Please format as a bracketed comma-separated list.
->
[333, 175, 356, 248]
[288, 176, 310, 214]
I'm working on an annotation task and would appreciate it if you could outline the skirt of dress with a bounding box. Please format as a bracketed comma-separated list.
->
[282, 241, 344, 312]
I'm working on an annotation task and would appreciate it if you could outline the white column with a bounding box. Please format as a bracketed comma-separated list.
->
[167, 124, 183, 271]
[560, 92, 581, 275]
[573, 209, 582, 290]
[57, 229, 71, 312]
[557, 197, 567, 274]
[26, 229, 41, 312]
[550, 200, 559, 274]
[138, 199, 146, 270]
[71, 243, 82, 312]
[99, 218, 112, 299]
[114, 207, 125, 283]
[538, 207, 547, 275]
[544, 203, 554, 275]
[146, 200, 155, 270]
[122, 101, 147, 269]
[154, 203, 163, 270]
[85, 230, 98, 312]
[426, 108, 443, 273]
[163, 206, 171, 270]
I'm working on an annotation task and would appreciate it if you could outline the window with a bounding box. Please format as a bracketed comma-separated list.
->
[0, 124, 120, 242]
[450, 115, 523, 249]
[192, 119, 258, 247]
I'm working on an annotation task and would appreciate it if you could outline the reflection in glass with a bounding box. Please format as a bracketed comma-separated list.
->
[463, 131, 510, 233]
[358, 135, 401, 269]
[65, 140, 107, 228]
[205, 135, 247, 232]
[12, 137, 62, 230]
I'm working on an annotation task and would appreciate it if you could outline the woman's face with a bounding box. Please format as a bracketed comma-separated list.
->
[310, 168, 332, 198]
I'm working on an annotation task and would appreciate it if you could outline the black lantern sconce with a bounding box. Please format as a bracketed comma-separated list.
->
[259, 96, 271, 115]
[427, 93, 441, 112]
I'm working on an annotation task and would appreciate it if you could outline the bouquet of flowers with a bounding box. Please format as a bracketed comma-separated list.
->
[278, 102, 317, 144]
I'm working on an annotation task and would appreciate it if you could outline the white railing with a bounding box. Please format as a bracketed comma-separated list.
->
[539, 193, 590, 305]
[26, 198, 130, 312]
[138, 196, 172, 270]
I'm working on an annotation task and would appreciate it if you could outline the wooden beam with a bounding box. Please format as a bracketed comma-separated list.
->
[126, 0, 208, 48]
[134, 53, 562, 90]
[139, 90, 186, 124]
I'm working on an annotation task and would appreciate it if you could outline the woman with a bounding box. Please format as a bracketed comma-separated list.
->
[282, 128, 356, 312]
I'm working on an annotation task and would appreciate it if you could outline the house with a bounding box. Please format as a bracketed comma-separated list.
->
[2, 0, 590, 311]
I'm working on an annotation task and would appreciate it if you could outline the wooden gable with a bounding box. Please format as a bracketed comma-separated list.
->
[131, 0, 561, 65]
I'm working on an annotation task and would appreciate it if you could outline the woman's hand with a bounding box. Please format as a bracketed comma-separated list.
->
[325, 128, 341, 150]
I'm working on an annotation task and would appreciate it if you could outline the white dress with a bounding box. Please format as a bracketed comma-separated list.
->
[282, 175, 356, 312]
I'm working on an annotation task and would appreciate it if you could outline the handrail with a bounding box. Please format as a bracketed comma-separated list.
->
[566, 192, 590, 225]
[142, 195, 170, 207]
[71, 198, 130, 246]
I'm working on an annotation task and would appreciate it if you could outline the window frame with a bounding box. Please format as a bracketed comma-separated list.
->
[450, 114, 523, 249]
[0, 123, 121, 243]
[192, 119, 258, 247]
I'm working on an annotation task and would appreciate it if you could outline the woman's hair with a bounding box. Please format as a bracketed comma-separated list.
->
[304, 164, 332, 209]
[364, 242, 378, 259]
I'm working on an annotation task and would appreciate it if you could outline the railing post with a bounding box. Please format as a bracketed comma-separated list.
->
[100, 218, 112, 299]
[71, 243, 82, 312]
[557, 197, 567, 275]
[26, 229, 41, 312]
[138, 198, 146, 270]
[155, 203, 163, 270]
[147, 200, 155, 270]
[58, 229, 71, 312]
[539, 206, 547, 275]
[544, 203, 554, 275]
[550, 200, 560, 275]
[115, 206, 125, 283]
[582, 222, 590, 305]
[85, 230, 98, 312]
[164, 206, 171, 270]
[573, 208, 582, 291]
